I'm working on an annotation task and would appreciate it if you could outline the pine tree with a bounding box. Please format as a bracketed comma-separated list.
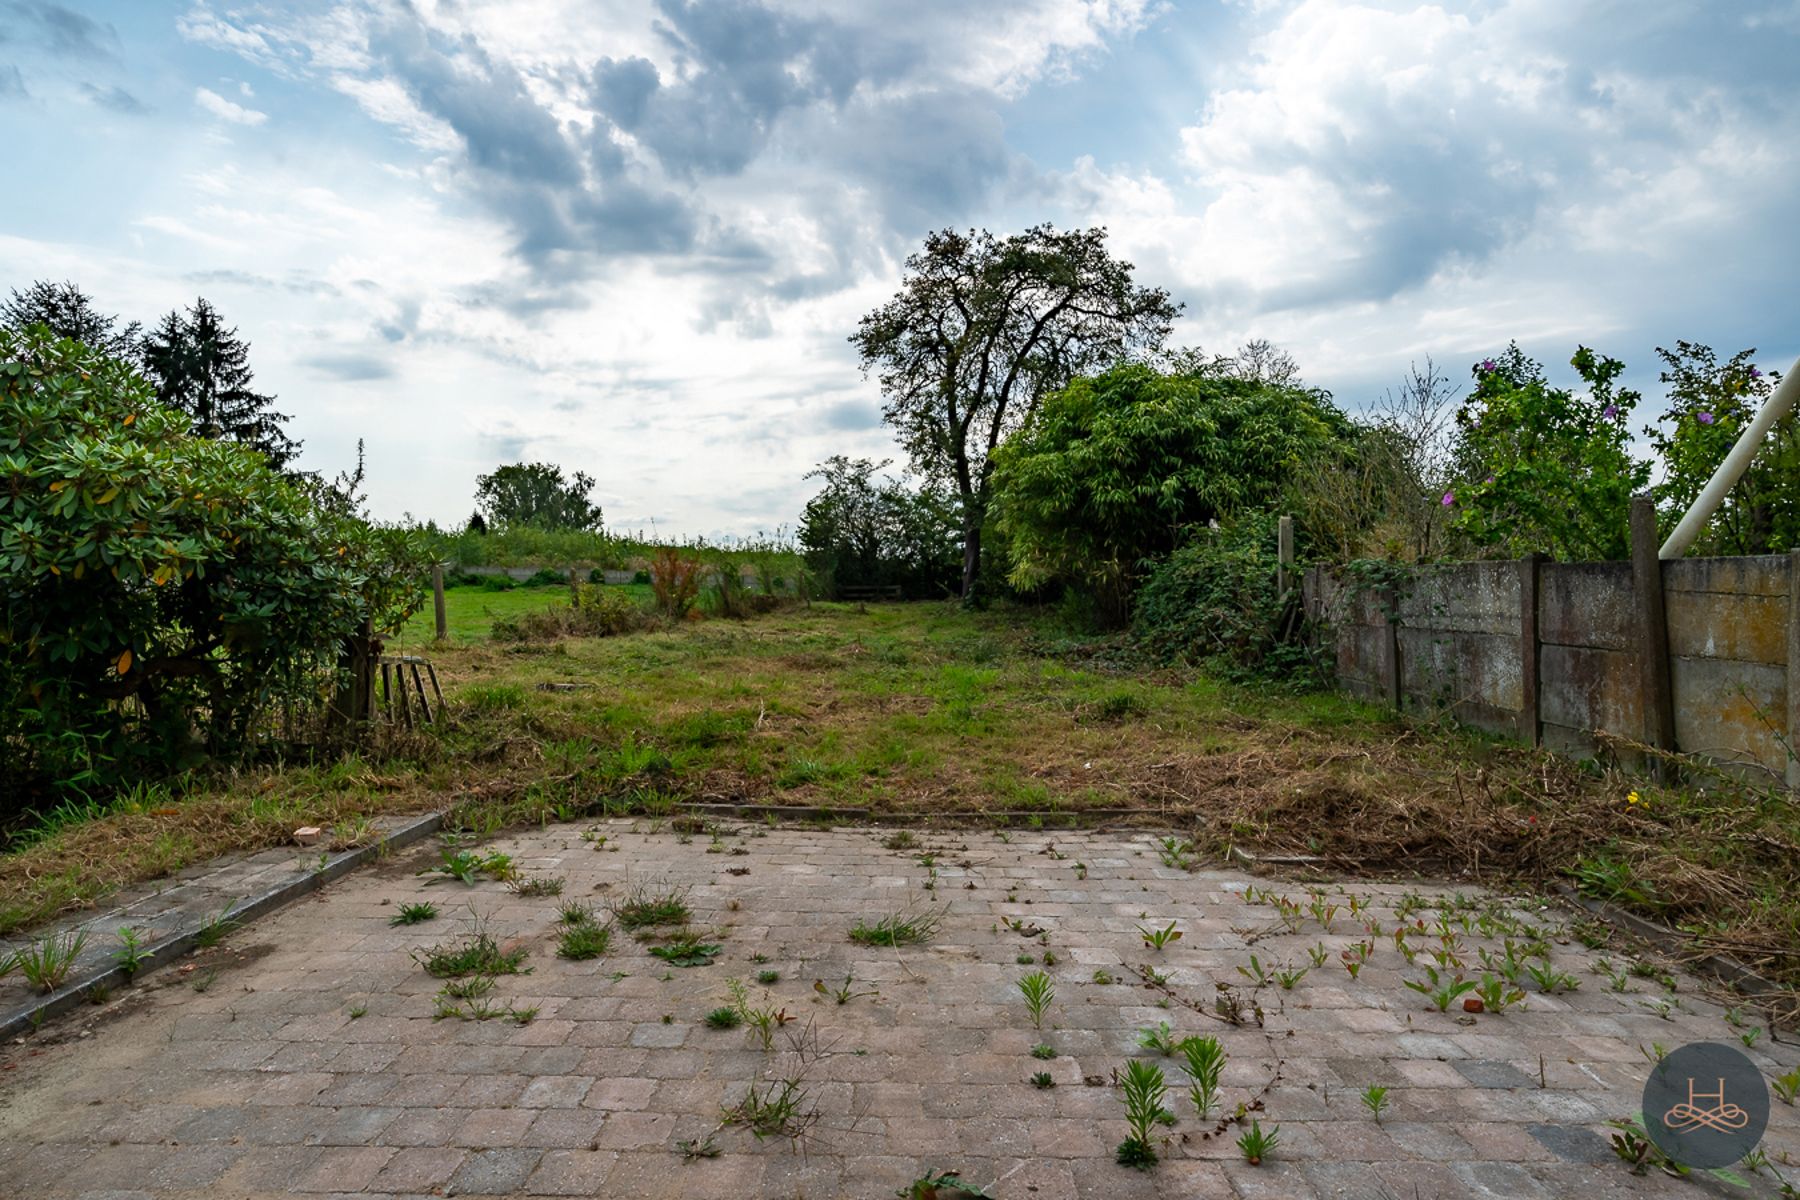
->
[142, 298, 300, 470]
[1, 279, 141, 361]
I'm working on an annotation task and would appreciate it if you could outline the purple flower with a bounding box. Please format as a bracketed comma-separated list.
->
[1602, 404, 1618, 419]
[1697, 411, 1715, 425]
[1442, 491, 1456, 507]
[1480, 359, 1496, 373]
[1485, 474, 1495, 484]
[1750, 367, 1763, 379]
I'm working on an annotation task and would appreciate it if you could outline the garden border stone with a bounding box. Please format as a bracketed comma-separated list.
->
[0, 811, 443, 1040]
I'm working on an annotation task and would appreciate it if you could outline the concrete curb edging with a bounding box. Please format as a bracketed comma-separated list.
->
[1552, 882, 1791, 1010]
[1, 811, 445, 1041]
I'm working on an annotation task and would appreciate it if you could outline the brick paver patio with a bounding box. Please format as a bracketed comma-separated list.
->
[2, 820, 1795, 1198]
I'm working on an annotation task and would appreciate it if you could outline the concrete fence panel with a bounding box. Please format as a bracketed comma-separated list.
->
[1306, 551, 1799, 786]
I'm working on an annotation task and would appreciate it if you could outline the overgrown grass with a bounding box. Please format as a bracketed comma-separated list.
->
[849, 908, 942, 947]
[414, 920, 529, 978]
[4, 595, 1799, 1012]
[611, 883, 692, 931]
[396, 583, 598, 643]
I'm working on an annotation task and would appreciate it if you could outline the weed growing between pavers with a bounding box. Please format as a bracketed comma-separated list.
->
[1017, 970, 1053, 1030]
[110, 927, 149, 978]
[555, 918, 612, 960]
[1115, 1059, 1166, 1169]
[1235, 1117, 1279, 1166]
[898, 1169, 993, 1198]
[419, 847, 515, 885]
[1182, 1035, 1224, 1118]
[1137, 1021, 1181, 1055]
[1137, 920, 1181, 950]
[389, 900, 438, 926]
[610, 882, 692, 930]
[413, 913, 529, 978]
[194, 907, 239, 947]
[847, 906, 942, 946]
[15, 929, 85, 992]
[648, 931, 721, 967]
[721, 1078, 816, 1143]
[676, 1133, 722, 1160]
[813, 973, 878, 1005]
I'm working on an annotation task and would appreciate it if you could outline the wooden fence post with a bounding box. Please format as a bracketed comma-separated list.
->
[1277, 515, 1294, 599]
[1518, 552, 1543, 746]
[1629, 497, 1675, 780]
[1787, 551, 1800, 790]
[432, 563, 447, 641]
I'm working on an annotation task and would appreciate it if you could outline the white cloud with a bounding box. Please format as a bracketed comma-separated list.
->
[194, 86, 268, 126]
[1048, 0, 1800, 408]
[7, 0, 1794, 537]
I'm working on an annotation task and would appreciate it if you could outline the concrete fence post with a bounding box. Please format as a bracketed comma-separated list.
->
[1518, 553, 1543, 746]
[1382, 583, 1402, 713]
[1787, 551, 1800, 790]
[1629, 497, 1676, 780]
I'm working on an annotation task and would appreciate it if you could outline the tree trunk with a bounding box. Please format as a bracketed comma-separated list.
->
[960, 501, 983, 604]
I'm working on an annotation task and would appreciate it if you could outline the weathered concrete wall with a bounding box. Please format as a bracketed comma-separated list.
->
[1663, 555, 1791, 775]
[1304, 554, 1797, 784]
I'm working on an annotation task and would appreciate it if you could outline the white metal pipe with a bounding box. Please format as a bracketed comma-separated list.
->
[1659, 353, 1800, 559]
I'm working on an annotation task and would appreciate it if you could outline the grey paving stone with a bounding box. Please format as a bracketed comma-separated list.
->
[1453, 1057, 1537, 1089]
[1526, 1121, 1614, 1164]
[445, 1148, 542, 1195]
[0, 824, 1795, 1200]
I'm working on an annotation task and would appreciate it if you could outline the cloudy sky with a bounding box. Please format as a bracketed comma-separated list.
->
[4, 0, 1797, 537]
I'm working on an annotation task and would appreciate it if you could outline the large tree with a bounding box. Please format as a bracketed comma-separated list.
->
[992, 363, 1350, 623]
[473, 461, 604, 531]
[2, 279, 141, 361]
[850, 225, 1179, 601]
[141, 297, 300, 470]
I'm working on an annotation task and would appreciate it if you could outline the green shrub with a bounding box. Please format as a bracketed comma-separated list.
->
[522, 567, 567, 588]
[649, 547, 702, 618]
[1449, 345, 1648, 561]
[478, 574, 516, 592]
[992, 363, 1349, 624]
[1644, 342, 1797, 554]
[491, 584, 646, 642]
[1133, 514, 1321, 685]
[0, 326, 425, 806]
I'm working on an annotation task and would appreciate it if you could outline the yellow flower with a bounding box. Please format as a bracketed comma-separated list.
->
[1625, 790, 1645, 808]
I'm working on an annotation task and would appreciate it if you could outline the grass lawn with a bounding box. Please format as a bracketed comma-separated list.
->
[5, 588, 1798, 1011]
[397, 583, 563, 643]
[395, 582, 658, 643]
